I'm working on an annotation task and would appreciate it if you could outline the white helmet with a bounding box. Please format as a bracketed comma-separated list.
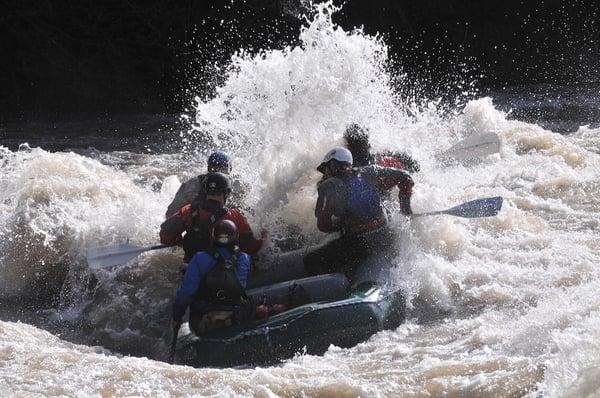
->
[317, 147, 353, 173]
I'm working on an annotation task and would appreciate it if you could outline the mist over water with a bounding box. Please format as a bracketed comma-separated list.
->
[1, 3, 600, 397]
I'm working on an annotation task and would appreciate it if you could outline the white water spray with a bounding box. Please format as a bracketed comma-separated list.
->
[0, 3, 599, 396]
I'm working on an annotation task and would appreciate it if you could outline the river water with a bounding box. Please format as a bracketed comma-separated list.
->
[1, 4, 599, 397]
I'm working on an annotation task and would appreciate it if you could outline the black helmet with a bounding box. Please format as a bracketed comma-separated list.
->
[212, 219, 239, 246]
[343, 123, 372, 167]
[205, 172, 232, 196]
[343, 124, 370, 149]
[207, 151, 232, 173]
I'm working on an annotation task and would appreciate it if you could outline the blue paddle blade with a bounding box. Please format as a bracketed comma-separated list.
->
[444, 196, 503, 218]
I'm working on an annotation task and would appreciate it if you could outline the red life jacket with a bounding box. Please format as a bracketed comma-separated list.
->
[377, 156, 405, 170]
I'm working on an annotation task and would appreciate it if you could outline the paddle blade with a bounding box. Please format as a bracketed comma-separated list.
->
[86, 244, 149, 269]
[439, 133, 501, 161]
[444, 196, 503, 218]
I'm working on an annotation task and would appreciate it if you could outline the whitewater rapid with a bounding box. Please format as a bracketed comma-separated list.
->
[2, 3, 600, 397]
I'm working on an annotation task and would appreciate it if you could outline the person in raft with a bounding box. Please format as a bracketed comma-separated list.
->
[303, 147, 414, 279]
[165, 150, 248, 218]
[160, 172, 263, 264]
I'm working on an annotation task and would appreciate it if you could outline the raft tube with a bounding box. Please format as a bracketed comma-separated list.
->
[174, 274, 405, 367]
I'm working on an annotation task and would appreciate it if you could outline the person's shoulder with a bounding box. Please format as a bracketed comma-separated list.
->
[189, 250, 215, 264]
[377, 151, 420, 173]
[178, 174, 206, 191]
[359, 164, 382, 175]
[318, 176, 344, 192]
[227, 207, 247, 218]
[179, 203, 194, 214]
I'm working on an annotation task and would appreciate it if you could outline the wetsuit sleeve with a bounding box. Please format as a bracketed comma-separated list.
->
[315, 179, 343, 233]
[364, 165, 414, 215]
[165, 177, 201, 218]
[228, 209, 263, 254]
[236, 253, 251, 289]
[364, 165, 413, 194]
[160, 204, 192, 246]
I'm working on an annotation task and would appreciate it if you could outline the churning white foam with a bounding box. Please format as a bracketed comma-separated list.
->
[1, 2, 600, 396]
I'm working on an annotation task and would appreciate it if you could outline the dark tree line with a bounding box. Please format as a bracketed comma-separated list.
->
[0, 0, 598, 122]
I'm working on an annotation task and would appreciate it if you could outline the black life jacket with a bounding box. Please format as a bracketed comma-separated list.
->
[182, 200, 228, 262]
[195, 248, 247, 307]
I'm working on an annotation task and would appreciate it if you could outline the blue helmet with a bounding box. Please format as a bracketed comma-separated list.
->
[207, 151, 232, 174]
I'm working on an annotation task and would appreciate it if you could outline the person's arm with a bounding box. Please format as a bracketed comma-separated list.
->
[165, 177, 201, 218]
[315, 179, 343, 233]
[172, 252, 213, 321]
[397, 177, 413, 215]
[366, 165, 414, 215]
[235, 253, 251, 289]
[228, 209, 264, 254]
[160, 204, 192, 245]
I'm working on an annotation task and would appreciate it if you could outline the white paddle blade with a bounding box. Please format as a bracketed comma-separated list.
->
[439, 132, 501, 161]
[87, 244, 149, 269]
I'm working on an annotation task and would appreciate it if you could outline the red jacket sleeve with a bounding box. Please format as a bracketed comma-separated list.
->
[159, 204, 193, 245]
[227, 209, 263, 254]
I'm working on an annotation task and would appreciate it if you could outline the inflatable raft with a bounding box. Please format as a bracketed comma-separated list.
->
[173, 251, 405, 367]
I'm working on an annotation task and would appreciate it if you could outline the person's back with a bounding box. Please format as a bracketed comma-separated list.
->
[172, 220, 252, 335]
[165, 174, 248, 218]
[165, 174, 208, 219]
[165, 151, 240, 218]
[305, 147, 413, 278]
[160, 172, 263, 263]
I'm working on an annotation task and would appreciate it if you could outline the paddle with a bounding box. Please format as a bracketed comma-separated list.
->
[412, 196, 503, 219]
[86, 243, 170, 269]
[168, 321, 182, 364]
[436, 132, 501, 162]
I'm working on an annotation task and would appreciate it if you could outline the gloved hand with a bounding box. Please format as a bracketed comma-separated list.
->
[260, 229, 268, 240]
[172, 303, 187, 323]
[399, 195, 412, 216]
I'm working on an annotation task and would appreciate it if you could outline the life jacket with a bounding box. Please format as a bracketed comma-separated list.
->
[343, 172, 385, 233]
[195, 248, 247, 307]
[377, 156, 405, 170]
[182, 200, 228, 262]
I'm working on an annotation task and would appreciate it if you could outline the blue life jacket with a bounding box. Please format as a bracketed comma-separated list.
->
[344, 173, 383, 223]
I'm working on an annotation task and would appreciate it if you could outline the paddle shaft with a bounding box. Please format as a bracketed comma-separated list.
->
[411, 211, 444, 218]
[168, 321, 182, 364]
[87, 243, 171, 269]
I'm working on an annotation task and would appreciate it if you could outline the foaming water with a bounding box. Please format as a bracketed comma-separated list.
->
[2, 3, 600, 397]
